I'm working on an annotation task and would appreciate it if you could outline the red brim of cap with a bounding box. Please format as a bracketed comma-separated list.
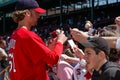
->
[34, 8, 46, 14]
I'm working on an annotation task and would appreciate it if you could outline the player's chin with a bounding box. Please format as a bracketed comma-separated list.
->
[32, 23, 37, 26]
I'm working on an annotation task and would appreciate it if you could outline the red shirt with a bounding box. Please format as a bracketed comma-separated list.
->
[8, 27, 63, 80]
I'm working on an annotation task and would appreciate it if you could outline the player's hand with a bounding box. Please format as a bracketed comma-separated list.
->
[48, 37, 57, 50]
[57, 30, 67, 44]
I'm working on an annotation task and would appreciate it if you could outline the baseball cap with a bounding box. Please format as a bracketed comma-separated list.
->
[81, 37, 110, 55]
[15, 0, 46, 14]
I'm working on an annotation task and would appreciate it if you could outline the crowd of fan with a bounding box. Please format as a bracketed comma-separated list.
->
[0, 15, 120, 80]
[30, 11, 115, 42]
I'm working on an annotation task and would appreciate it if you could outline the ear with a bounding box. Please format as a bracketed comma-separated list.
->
[99, 51, 106, 58]
[25, 10, 31, 16]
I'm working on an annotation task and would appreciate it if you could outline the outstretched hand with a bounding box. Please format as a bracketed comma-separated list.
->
[70, 28, 89, 43]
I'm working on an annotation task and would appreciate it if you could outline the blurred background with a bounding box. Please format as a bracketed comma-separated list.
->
[0, 0, 120, 40]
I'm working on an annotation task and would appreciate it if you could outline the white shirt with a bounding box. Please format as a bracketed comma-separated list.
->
[73, 63, 87, 80]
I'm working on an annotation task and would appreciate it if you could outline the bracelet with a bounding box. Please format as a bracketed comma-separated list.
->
[87, 36, 91, 41]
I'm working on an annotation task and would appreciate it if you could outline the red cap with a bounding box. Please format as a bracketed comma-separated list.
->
[16, 0, 46, 14]
[33, 8, 46, 14]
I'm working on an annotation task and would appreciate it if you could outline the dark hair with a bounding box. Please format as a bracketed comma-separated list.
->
[93, 47, 101, 54]
[109, 48, 120, 62]
[93, 47, 109, 60]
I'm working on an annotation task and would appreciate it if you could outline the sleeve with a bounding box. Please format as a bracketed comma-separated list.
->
[24, 35, 63, 66]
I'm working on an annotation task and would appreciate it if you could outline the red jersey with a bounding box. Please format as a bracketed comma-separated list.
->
[8, 27, 63, 80]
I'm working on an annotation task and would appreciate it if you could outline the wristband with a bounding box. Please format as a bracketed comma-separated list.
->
[87, 36, 92, 41]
